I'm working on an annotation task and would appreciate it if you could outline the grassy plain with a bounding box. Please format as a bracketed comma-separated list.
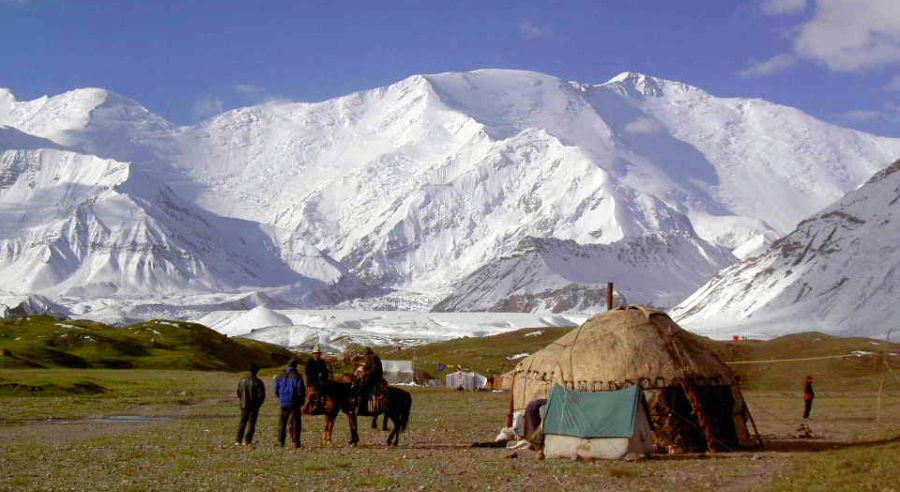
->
[1, 321, 898, 491]
[1, 368, 898, 492]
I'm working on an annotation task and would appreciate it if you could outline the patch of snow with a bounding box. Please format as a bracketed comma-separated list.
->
[54, 323, 83, 330]
[524, 331, 544, 337]
[849, 350, 875, 357]
[506, 353, 531, 360]
[152, 321, 181, 328]
[214, 306, 295, 337]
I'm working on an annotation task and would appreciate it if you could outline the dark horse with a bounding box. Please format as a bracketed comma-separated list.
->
[315, 381, 412, 446]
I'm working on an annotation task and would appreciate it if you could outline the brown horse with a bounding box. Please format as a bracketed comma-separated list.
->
[371, 386, 412, 446]
[316, 381, 412, 446]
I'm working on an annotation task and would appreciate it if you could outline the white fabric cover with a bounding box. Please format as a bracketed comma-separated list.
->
[543, 399, 654, 460]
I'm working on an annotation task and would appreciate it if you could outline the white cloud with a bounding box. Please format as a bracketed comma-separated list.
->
[839, 101, 900, 124]
[192, 95, 225, 119]
[841, 109, 882, 122]
[886, 76, 900, 92]
[232, 84, 288, 104]
[518, 20, 552, 39]
[793, 0, 900, 72]
[760, 0, 807, 15]
[740, 54, 797, 77]
[234, 84, 266, 97]
[623, 117, 663, 135]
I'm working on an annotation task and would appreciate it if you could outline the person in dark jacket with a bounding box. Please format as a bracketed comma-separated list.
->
[275, 359, 306, 448]
[236, 363, 266, 446]
[803, 375, 815, 419]
[305, 345, 332, 390]
[359, 347, 383, 396]
[304, 345, 331, 414]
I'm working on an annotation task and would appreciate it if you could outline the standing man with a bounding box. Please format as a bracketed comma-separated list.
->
[236, 362, 265, 446]
[275, 359, 306, 448]
[304, 344, 332, 414]
[803, 375, 815, 419]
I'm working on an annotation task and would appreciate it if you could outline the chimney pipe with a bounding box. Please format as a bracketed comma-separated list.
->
[607, 282, 614, 311]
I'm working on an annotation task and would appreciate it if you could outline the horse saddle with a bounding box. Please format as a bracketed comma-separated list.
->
[303, 393, 327, 415]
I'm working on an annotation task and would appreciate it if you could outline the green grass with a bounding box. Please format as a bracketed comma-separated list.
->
[0, 369, 898, 491]
[0, 315, 294, 371]
[701, 332, 900, 392]
[768, 437, 900, 491]
[391, 327, 574, 378]
[391, 327, 899, 392]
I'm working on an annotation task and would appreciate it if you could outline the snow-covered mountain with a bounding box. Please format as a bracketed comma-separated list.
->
[1, 70, 899, 326]
[433, 231, 734, 313]
[0, 134, 347, 300]
[673, 160, 900, 339]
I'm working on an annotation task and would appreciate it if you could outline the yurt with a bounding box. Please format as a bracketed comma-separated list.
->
[510, 305, 759, 452]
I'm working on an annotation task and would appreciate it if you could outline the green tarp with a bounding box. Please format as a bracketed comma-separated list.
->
[543, 384, 640, 438]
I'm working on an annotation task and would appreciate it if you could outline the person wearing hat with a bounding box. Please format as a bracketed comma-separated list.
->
[274, 359, 306, 448]
[304, 344, 332, 413]
[235, 362, 265, 446]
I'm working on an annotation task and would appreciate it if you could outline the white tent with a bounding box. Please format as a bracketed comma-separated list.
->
[445, 371, 488, 390]
[382, 360, 415, 385]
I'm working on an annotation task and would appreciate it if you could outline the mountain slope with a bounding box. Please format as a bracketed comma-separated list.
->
[433, 231, 735, 313]
[0, 145, 336, 297]
[673, 160, 900, 338]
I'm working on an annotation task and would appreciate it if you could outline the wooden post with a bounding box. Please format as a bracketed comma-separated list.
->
[877, 351, 886, 425]
[506, 378, 515, 427]
[607, 282, 614, 311]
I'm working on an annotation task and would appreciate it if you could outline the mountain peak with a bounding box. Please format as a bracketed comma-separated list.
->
[601, 71, 701, 98]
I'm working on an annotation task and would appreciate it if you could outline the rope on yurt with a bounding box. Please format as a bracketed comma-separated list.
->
[726, 354, 854, 364]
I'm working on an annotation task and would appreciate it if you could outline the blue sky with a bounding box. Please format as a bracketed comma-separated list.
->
[1, 0, 898, 135]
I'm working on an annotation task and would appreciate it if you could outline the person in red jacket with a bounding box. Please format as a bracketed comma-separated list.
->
[802, 375, 815, 419]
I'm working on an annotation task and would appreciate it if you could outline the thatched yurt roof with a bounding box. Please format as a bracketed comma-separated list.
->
[512, 305, 736, 410]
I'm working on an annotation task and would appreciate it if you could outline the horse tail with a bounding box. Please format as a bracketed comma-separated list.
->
[398, 391, 412, 432]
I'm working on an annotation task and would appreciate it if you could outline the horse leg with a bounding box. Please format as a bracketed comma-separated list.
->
[348, 412, 359, 446]
[371, 415, 378, 429]
[382, 413, 388, 431]
[391, 413, 401, 446]
[323, 414, 333, 446]
[386, 417, 396, 446]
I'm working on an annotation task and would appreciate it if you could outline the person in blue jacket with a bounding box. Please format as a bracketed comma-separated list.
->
[275, 359, 306, 448]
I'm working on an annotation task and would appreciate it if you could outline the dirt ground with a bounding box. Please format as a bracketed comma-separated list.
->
[0, 371, 898, 492]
